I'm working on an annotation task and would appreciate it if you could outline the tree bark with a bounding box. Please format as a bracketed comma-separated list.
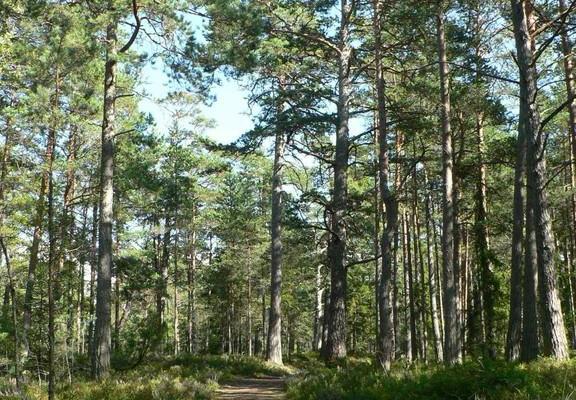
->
[373, 0, 397, 371]
[506, 101, 527, 361]
[0, 119, 20, 388]
[475, 113, 496, 358]
[187, 211, 197, 354]
[560, 0, 576, 350]
[313, 263, 325, 351]
[152, 213, 170, 353]
[267, 89, 286, 364]
[413, 183, 428, 362]
[424, 167, 443, 361]
[405, 210, 418, 359]
[172, 160, 180, 356]
[60, 127, 77, 354]
[324, 0, 352, 362]
[511, 0, 569, 360]
[22, 82, 59, 357]
[173, 228, 179, 356]
[402, 212, 412, 362]
[437, 2, 461, 364]
[92, 22, 117, 379]
[247, 251, 253, 357]
[47, 117, 57, 400]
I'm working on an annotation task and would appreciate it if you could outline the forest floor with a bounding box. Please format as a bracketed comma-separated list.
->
[217, 376, 286, 399]
[8, 354, 576, 399]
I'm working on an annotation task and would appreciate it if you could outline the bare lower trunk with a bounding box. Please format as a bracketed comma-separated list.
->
[560, 0, 576, 350]
[267, 112, 285, 364]
[92, 22, 117, 379]
[47, 124, 57, 400]
[173, 230, 180, 356]
[522, 200, 539, 361]
[187, 209, 197, 353]
[511, 0, 569, 360]
[157, 216, 171, 338]
[475, 114, 496, 358]
[247, 258, 253, 357]
[413, 191, 428, 362]
[402, 213, 412, 362]
[405, 211, 418, 359]
[424, 168, 443, 361]
[313, 263, 325, 351]
[88, 202, 98, 354]
[563, 236, 576, 348]
[506, 105, 526, 361]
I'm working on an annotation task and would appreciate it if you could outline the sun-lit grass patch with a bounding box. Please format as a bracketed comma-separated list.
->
[286, 357, 576, 400]
[0, 354, 292, 399]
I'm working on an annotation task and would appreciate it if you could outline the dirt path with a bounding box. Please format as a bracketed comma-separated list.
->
[216, 376, 286, 399]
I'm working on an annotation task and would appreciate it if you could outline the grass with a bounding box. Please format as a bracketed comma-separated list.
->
[286, 357, 576, 400]
[0, 354, 291, 400]
[3, 353, 575, 399]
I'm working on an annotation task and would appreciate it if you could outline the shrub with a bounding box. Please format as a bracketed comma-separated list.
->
[287, 358, 576, 400]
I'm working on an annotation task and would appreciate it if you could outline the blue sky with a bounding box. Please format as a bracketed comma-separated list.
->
[134, 10, 367, 150]
[138, 59, 255, 145]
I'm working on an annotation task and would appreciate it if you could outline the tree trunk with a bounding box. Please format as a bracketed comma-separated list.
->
[563, 235, 576, 348]
[114, 255, 120, 351]
[437, 3, 461, 364]
[173, 230, 179, 356]
[373, 0, 397, 370]
[0, 119, 20, 388]
[247, 255, 253, 357]
[424, 167, 443, 361]
[522, 200, 540, 361]
[78, 206, 88, 354]
[187, 219, 197, 354]
[22, 83, 59, 357]
[92, 22, 117, 379]
[413, 186, 429, 362]
[474, 113, 496, 358]
[157, 215, 171, 347]
[0, 238, 19, 389]
[511, 0, 569, 360]
[560, 0, 576, 350]
[402, 213, 412, 362]
[313, 263, 324, 351]
[88, 201, 98, 355]
[59, 127, 77, 358]
[324, 0, 352, 362]
[267, 98, 285, 364]
[506, 101, 527, 361]
[373, 113, 382, 354]
[460, 227, 469, 356]
[47, 120, 57, 400]
[406, 210, 418, 359]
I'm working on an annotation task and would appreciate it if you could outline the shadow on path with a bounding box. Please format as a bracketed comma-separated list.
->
[217, 376, 286, 399]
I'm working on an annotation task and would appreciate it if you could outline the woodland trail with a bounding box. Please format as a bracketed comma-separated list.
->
[216, 376, 286, 399]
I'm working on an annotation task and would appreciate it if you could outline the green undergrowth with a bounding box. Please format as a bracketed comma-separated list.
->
[286, 357, 576, 400]
[0, 354, 290, 400]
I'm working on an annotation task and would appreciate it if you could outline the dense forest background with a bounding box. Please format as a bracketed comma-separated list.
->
[2, 0, 576, 399]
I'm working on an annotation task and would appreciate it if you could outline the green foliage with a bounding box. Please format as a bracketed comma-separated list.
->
[3, 355, 291, 400]
[287, 358, 576, 400]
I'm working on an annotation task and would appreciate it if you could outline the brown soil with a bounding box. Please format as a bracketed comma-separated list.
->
[216, 376, 286, 399]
